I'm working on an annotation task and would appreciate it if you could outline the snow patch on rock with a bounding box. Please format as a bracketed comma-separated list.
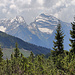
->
[0, 26, 6, 32]
[38, 28, 53, 34]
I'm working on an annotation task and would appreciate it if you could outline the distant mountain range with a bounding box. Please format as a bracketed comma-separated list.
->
[0, 31, 50, 55]
[0, 13, 71, 50]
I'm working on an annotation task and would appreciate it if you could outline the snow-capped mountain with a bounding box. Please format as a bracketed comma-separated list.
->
[28, 13, 58, 35]
[28, 13, 71, 50]
[0, 13, 71, 50]
[0, 16, 34, 41]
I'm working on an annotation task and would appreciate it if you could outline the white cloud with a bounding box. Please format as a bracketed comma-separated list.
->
[16, 0, 31, 5]
[0, 3, 5, 7]
[71, 0, 75, 5]
[0, 0, 74, 24]
[25, 0, 31, 5]
[2, 9, 7, 13]
[37, 0, 44, 5]
[56, 1, 61, 7]
[54, 13, 58, 18]
[10, 4, 16, 9]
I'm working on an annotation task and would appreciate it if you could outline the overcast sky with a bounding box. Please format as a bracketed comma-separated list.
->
[0, 0, 75, 24]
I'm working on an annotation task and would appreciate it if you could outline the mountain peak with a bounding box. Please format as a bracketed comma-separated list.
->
[11, 16, 25, 23]
[40, 13, 51, 18]
[15, 16, 25, 23]
[40, 13, 58, 20]
[35, 13, 58, 24]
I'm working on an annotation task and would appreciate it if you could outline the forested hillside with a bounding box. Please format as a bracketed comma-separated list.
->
[0, 31, 50, 54]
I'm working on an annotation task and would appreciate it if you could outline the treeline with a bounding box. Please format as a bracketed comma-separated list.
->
[0, 20, 75, 75]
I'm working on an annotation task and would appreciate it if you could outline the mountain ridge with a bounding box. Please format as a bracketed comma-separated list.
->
[0, 31, 50, 55]
[0, 13, 71, 50]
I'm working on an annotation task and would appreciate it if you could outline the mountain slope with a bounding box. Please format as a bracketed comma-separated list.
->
[28, 13, 71, 50]
[0, 14, 71, 50]
[0, 31, 50, 54]
[0, 16, 44, 46]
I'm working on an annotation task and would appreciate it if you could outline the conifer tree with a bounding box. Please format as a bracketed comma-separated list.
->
[6, 58, 10, 75]
[69, 18, 75, 54]
[14, 43, 20, 58]
[0, 46, 3, 62]
[30, 51, 34, 62]
[52, 21, 64, 56]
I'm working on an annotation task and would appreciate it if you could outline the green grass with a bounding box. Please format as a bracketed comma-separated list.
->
[2, 48, 31, 59]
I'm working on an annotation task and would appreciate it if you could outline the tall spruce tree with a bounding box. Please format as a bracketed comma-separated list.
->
[14, 43, 20, 58]
[52, 21, 64, 56]
[69, 17, 75, 54]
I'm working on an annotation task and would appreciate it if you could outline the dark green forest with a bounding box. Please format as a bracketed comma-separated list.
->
[0, 31, 50, 55]
[0, 20, 75, 75]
